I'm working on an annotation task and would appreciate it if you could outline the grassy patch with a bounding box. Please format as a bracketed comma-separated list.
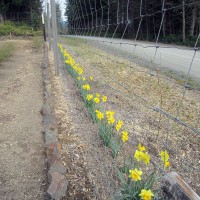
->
[32, 36, 43, 49]
[0, 21, 42, 36]
[166, 69, 200, 90]
[60, 36, 86, 47]
[0, 42, 15, 63]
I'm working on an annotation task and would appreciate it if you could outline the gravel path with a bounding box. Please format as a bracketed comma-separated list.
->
[0, 40, 46, 200]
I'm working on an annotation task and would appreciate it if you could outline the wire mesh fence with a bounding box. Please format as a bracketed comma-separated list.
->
[45, 0, 200, 198]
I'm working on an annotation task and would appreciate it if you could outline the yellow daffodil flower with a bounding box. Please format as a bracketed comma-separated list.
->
[106, 110, 115, 118]
[139, 189, 154, 200]
[86, 94, 93, 101]
[107, 116, 115, 124]
[164, 161, 170, 169]
[129, 168, 143, 181]
[102, 96, 107, 102]
[95, 110, 104, 120]
[95, 93, 100, 98]
[138, 143, 146, 151]
[160, 150, 169, 162]
[82, 76, 86, 81]
[116, 120, 123, 132]
[160, 150, 170, 170]
[89, 76, 94, 81]
[82, 84, 90, 91]
[121, 131, 128, 142]
[142, 151, 150, 165]
[94, 97, 100, 104]
[134, 150, 142, 161]
[77, 68, 84, 75]
[134, 150, 150, 165]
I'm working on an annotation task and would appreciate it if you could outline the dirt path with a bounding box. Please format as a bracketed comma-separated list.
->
[0, 40, 46, 199]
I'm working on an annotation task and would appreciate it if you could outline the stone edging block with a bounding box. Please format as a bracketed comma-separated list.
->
[42, 44, 68, 200]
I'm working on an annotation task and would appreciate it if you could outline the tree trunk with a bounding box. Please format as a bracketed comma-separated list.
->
[145, 0, 149, 40]
[162, 12, 166, 38]
[146, 18, 149, 40]
[190, 5, 196, 36]
[0, 14, 4, 23]
[30, 0, 33, 25]
[1, 0, 6, 22]
[169, 11, 172, 35]
[153, 16, 156, 40]
[182, 0, 186, 43]
[199, 8, 200, 35]
[17, 6, 20, 22]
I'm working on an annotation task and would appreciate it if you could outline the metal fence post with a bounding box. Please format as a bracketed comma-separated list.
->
[42, 13, 46, 41]
[50, 0, 59, 76]
[47, 3, 52, 50]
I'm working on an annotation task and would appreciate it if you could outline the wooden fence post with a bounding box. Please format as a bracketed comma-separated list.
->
[161, 172, 200, 200]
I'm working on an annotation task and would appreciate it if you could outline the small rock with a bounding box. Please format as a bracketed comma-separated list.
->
[48, 159, 66, 182]
[45, 129, 58, 144]
[43, 113, 57, 130]
[47, 142, 62, 166]
[41, 104, 50, 115]
[47, 172, 68, 200]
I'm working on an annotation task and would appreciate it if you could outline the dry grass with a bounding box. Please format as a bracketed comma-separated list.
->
[60, 37, 200, 194]
[0, 42, 15, 63]
[32, 36, 43, 50]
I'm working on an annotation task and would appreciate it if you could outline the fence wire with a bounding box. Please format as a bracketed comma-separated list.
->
[49, 0, 200, 197]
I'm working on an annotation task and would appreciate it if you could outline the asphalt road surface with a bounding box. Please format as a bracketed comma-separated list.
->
[66, 35, 200, 79]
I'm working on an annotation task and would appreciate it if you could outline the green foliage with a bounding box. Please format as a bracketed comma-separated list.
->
[0, 0, 42, 28]
[159, 35, 200, 47]
[0, 21, 42, 36]
[110, 137, 122, 158]
[0, 42, 15, 63]
[98, 120, 114, 147]
[84, 97, 97, 123]
[115, 158, 159, 200]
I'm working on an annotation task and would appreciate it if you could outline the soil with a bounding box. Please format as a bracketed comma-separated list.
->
[0, 40, 47, 199]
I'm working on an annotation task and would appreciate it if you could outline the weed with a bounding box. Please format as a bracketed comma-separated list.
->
[32, 36, 43, 49]
[0, 42, 15, 63]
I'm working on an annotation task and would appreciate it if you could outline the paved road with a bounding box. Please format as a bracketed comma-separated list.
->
[67, 35, 200, 79]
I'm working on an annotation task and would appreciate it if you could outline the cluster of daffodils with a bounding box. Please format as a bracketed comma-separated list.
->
[96, 109, 129, 146]
[58, 43, 129, 155]
[58, 44, 170, 200]
[127, 144, 154, 199]
[124, 144, 171, 200]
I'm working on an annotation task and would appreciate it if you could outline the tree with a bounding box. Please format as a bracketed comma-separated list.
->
[65, 0, 200, 44]
[183, 0, 186, 42]
[0, 0, 42, 28]
[56, 2, 62, 32]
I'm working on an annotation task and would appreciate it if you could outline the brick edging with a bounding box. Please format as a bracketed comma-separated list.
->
[41, 43, 68, 200]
